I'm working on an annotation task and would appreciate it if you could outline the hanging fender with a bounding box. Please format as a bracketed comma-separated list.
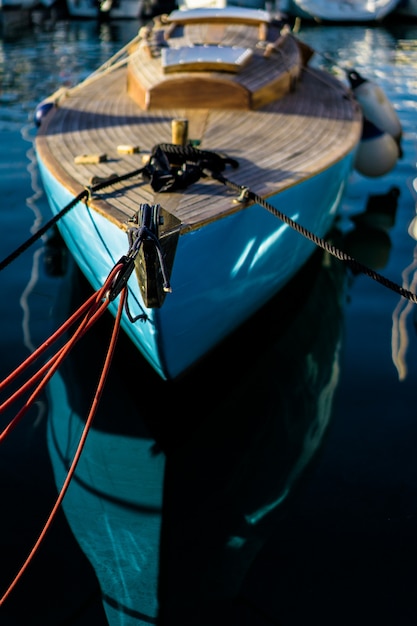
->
[34, 88, 68, 128]
[354, 118, 399, 178]
[348, 70, 403, 146]
[34, 101, 55, 127]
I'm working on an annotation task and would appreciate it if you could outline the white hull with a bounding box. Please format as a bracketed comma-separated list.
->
[281, 0, 401, 21]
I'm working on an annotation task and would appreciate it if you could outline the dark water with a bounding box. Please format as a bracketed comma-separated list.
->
[1, 13, 417, 626]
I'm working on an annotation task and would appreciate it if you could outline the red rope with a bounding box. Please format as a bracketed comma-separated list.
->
[0, 263, 123, 442]
[0, 289, 98, 393]
[0, 285, 127, 607]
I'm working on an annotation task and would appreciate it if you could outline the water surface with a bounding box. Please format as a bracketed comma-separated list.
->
[1, 14, 417, 626]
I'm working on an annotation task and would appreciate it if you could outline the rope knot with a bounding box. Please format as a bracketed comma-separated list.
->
[142, 143, 239, 192]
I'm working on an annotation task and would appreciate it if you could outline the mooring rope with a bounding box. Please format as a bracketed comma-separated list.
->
[205, 168, 417, 305]
[0, 279, 127, 607]
[2, 148, 416, 305]
[0, 166, 146, 272]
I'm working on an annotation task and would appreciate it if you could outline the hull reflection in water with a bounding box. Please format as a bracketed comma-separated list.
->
[47, 236, 349, 625]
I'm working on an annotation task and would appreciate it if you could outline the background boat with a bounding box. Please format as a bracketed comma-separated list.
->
[0, 0, 39, 34]
[64, 0, 176, 19]
[64, 0, 144, 19]
[280, 0, 401, 22]
[0, 0, 63, 37]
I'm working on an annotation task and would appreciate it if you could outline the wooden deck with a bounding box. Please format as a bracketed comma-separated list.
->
[35, 12, 362, 235]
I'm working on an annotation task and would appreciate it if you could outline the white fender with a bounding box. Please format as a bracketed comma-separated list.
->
[348, 70, 402, 143]
[354, 119, 399, 178]
[408, 215, 417, 241]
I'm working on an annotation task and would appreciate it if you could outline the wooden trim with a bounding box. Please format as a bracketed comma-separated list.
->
[147, 76, 251, 110]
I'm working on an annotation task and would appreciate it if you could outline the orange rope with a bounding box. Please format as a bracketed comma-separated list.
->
[0, 263, 123, 443]
[0, 285, 127, 607]
[0, 298, 108, 442]
[0, 289, 98, 393]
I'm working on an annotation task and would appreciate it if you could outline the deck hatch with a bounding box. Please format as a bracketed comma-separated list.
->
[161, 45, 253, 73]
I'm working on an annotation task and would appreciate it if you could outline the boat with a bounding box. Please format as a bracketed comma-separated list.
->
[64, 0, 144, 19]
[45, 194, 397, 623]
[45, 241, 348, 625]
[0, 0, 41, 10]
[64, 0, 174, 20]
[279, 0, 401, 22]
[0, 0, 58, 36]
[34, 6, 399, 381]
[0, 0, 39, 34]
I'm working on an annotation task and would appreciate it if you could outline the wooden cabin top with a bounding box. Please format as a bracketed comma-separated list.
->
[126, 8, 305, 111]
[35, 8, 362, 235]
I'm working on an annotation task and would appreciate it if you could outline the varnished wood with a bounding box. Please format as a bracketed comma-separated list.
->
[127, 20, 303, 111]
[35, 10, 362, 236]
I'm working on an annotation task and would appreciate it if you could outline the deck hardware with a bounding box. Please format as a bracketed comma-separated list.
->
[74, 154, 107, 165]
[233, 186, 250, 203]
[117, 145, 141, 154]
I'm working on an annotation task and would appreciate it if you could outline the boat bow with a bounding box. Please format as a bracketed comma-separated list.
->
[34, 7, 364, 379]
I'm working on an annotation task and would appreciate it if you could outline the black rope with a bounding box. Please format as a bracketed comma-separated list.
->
[206, 168, 417, 305]
[156, 143, 239, 170]
[0, 166, 146, 272]
[0, 190, 88, 272]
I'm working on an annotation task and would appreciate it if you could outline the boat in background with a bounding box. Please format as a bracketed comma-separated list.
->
[64, 0, 143, 19]
[0, 0, 40, 34]
[0, 0, 60, 36]
[64, 0, 176, 19]
[0, 0, 42, 10]
[34, 6, 399, 381]
[279, 0, 401, 22]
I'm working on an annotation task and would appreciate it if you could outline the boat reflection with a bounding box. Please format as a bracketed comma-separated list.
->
[46, 211, 393, 625]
